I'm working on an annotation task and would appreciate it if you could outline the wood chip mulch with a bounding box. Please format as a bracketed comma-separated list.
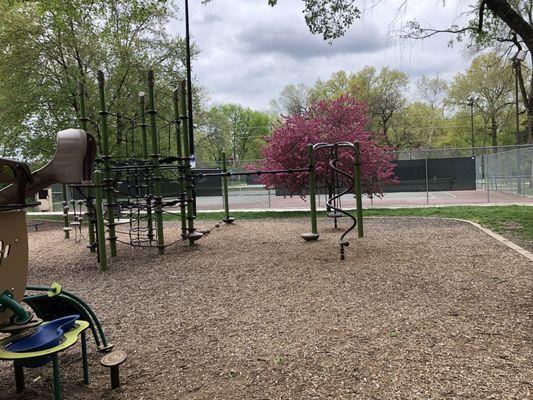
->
[1, 217, 531, 400]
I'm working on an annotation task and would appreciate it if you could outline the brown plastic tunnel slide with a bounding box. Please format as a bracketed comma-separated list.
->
[0, 129, 96, 205]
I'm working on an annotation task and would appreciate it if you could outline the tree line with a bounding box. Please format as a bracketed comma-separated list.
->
[271, 51, 524, 150]
[1, 0, 532, 166]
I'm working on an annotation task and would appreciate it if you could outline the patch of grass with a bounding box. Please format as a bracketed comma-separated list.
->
[364, 205, 533, 243]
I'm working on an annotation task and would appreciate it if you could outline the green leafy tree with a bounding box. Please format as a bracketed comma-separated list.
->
[310, 70, 358, 102]
[270, 83, 311, 116]
[0, 0, 197, 162]
[262, 1, 533, 143]
[196, 106, 231, 162]
[196, 104, 272, 164]
[390, 102, 448, 148]
[368, 67, 409, 138]
[416, 75, 449, 111]
[447, 52, 514, 148]
[308, 67, 409, 139]
[220, 104, 271, 165]
[402, 1, 533, 143]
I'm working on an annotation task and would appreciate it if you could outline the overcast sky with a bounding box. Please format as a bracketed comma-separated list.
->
[169, 0, 472, 111]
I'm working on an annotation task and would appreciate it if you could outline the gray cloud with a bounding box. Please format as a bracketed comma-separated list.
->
[238, 22, 387, 60]
[201, 12, 223, 24]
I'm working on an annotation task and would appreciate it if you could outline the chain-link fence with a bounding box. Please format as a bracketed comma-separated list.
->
[478, 146, 533, 197]
[33, 145, 533, 214]
[190, 145, 533, 210]
[393, 144, 529, 160]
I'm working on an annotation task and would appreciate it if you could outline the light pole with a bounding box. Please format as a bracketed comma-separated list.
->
[184, 0, 194, 157]
[467, 95, 477, 157]
[512, 48, 527, 194]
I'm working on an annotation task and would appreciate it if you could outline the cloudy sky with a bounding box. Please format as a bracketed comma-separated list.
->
[169, 0, 472, 110]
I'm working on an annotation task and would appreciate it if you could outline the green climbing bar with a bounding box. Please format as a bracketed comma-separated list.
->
[94, 170, 108, 272]
[78, 82, 96, 253]
[97, 71, 117, 257]
[353, 141, 364, 238]
[172, 88, 187, 239]
[147, 70, 165, 255]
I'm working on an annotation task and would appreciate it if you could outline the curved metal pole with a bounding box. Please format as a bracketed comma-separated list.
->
[324, 148, 357, 260]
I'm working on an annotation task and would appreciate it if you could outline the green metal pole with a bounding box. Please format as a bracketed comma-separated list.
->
[172, 88, 187, 239]
[52, 354, 61, 400]
[354, 142, 364, 238]
[94, 171, 108, 272]
[79, 82, 96, 253]
[0, 292, 31, 323]
[221, 152, 233, 223]
[81, 331, 89, 385]
[62, 184, 70, 239]
[301, 144, 319, 241]
[139, 92, 154, 242]
[179, 80, 196, 243]
[14, 364, 24, 392]
[97, 71, 117, 257]
[116, 113, 123, 159]
[308, 144, 318, 234]
[139, 93, 149, 160]
[147, 70, 165, 255]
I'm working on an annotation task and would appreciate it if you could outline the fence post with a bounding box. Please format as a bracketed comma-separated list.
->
[221, 152, 233, 223]
[425, 155, 429, 205]
[486, 155, 490, 203]
[517, 149, 522, 195]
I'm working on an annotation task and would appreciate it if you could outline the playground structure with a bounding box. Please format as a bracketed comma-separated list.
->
[61, 70, 364, 269]
[0, 130, 125, 399]
[195, 142, 364, 260]
[0, 70, 363, 399]
[69, 70, 203, 272]
[307, 142, 364, 260]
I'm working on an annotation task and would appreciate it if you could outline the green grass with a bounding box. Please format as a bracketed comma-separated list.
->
[365, 206, 533, 245]
[28, 205, 532, 248]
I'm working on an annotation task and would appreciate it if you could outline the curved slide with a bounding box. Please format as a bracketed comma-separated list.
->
[0, 129, 95, 205]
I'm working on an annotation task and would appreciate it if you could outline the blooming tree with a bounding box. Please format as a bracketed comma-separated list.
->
[257, 95, 396, 197]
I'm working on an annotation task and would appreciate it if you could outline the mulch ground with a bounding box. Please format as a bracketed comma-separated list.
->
[1, 217, 531, 400]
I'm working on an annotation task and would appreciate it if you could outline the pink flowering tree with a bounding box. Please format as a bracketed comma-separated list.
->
[256, 95, 396, 197]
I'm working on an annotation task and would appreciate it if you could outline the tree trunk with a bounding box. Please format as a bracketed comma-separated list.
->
[485, 0, 533, 54]
[485, 1, 533, 143]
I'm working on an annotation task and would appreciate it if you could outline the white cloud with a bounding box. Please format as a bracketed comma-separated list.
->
[168, 0, 472, 110]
